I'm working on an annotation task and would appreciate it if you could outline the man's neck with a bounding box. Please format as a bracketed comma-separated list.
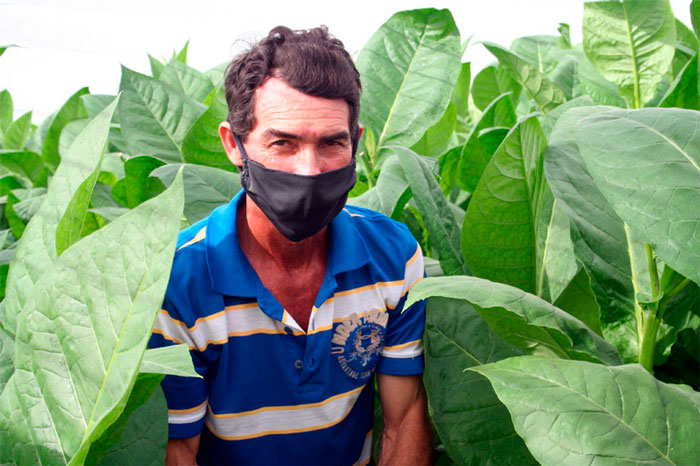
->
[237, 196, 328, 272]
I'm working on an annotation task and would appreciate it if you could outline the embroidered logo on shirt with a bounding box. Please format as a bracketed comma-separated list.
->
[331, 309, 388, 381]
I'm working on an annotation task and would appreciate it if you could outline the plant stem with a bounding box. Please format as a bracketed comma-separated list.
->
[657, 277, 691, 321]
[358, 152, 375, 188]
[637, 243, 662, 373]
[645, 243, 660, 300]
[639, 312, 660, 372]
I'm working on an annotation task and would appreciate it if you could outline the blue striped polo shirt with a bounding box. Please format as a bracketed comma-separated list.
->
[149, 190, 426, 465]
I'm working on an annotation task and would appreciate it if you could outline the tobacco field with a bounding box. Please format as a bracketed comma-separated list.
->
[0, 0, 699, 464]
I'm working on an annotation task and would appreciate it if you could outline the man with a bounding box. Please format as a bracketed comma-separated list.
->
[150, 25, 432, 465]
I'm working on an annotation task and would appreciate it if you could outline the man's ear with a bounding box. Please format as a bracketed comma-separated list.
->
[219, 121, 242, 167]
[358, 124, 363, 139]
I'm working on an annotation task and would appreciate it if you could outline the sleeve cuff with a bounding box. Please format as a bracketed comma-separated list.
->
[376, 354, 424, 375]
[168, 417, 206, 438]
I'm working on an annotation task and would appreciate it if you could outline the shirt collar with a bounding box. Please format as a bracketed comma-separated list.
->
[206, 191, 369, 297]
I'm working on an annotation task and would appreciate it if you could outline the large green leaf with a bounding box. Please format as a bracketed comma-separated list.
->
[81, 94, 119, 120]
[159, 60, 215, 103]
[6, 188, 47, 238]
[86, 374, 166, 465]
[0, 150, 43, 187]
[3, 111, 32, 150]
[660, 52, 699, 110]
[0, 324, 13, 392]
[542, 202, 579, 302]
[1, 171, 184, 464]
[577, 54, 628, 107]
[111, 155, 166, 209]
[57, 120, 89, 160]
[654, 274, 700, 365]
[471, 64, 522, 111]
[0, 373, 52, 464]
[151, 163, 240, 224]
[55, 162, 103, 255]
[391, 147, 469, 276]
[424, 297, 536, 465]
[671, 19, 699, 77]
[510, 35, 561, 74]
[140, 345, 201, 377]
[693, 0, 700, 39]
[356, 8, 462, 157]
[450, 62, 471, 121]
[410, 102, 458, 158]
[462, 115, 549, 294]
[347, 154, 409, 218]
[452, 92, 516, 193]
[576, 108, 700, 285]
[41, 87, 89, 170]
[2, 99, 118, 336]
[544, 106, 647, 361]
[554, 266, 603, 334]
[471, 357, 700, 465]
[118, 66, 205, 163]
[0, 175, 22, 196]
[406, 276, 622, 366]
[205, 62, 228, 88]
[482, 42, 567, 114]
[583, 0, 676, 108]
[0, 90, 13, 136]
[546, 50, 580, 100]
[181, 86, 234, 170]
[0, 252, 15, 303]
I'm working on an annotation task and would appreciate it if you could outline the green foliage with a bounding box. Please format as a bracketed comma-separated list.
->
[0, 105, 192, 463]
[2, 1, 699, 464]
[483, 42, 567, 114]
[424, 298, 536, 465]
[356, 8, 462, 164]
[461, 115, 550, 294]
[583, 0, 676, 108]
[471, 357, 700, 465]
[118, 66, 206, 163]
[406, 276, 622, 365]
[577, 108, 700, 285]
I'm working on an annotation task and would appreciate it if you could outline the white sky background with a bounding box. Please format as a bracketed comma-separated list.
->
[0, 0, 694, 122]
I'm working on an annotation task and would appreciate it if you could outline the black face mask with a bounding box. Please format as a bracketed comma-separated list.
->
[232, 128, 358, 242]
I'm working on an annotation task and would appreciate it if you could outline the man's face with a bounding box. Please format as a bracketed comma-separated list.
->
[240, 77, 353, 175]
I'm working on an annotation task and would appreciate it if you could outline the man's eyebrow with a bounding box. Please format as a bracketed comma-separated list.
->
[319, 131, 351, 142]
[264, 129, 300, 140]
[263, 129, 351, 143]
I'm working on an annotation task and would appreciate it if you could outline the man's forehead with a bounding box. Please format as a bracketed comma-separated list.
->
[252, 77, 352, 128]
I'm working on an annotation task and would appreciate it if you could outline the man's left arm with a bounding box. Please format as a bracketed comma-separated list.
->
[377, 373, 432, 465]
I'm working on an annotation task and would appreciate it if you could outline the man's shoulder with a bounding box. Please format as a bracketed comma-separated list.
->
[168, 217, 212, 291]
[175, 218, 209, 253]
[174, 197, 238, 256]
[343, 204, 419, 260]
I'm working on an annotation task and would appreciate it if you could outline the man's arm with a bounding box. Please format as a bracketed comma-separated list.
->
[166, 434, 200, 466]
[377, 373, 432, 466]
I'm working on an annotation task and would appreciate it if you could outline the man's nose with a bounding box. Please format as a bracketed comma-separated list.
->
[295, 146, 323, 176]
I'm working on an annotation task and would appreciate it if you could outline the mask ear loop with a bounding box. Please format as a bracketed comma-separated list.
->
[231, 132, 249, 162]
[351, 124, 360, 158]
[231, 132, 251, 186]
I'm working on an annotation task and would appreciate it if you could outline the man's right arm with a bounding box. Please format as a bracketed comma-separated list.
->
[166, 435, 201, 465]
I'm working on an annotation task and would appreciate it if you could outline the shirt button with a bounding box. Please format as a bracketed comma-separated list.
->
[284, 326, 294, 336]
[294, 359, 303, 370]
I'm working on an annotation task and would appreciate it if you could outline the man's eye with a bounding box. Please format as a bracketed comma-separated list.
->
[271, 140, 290, 147]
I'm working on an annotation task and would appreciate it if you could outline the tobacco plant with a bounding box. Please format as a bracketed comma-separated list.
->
[1, 1, 698, 464]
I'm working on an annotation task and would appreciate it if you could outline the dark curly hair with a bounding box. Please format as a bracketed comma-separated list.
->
[224, 26, 362, 141]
